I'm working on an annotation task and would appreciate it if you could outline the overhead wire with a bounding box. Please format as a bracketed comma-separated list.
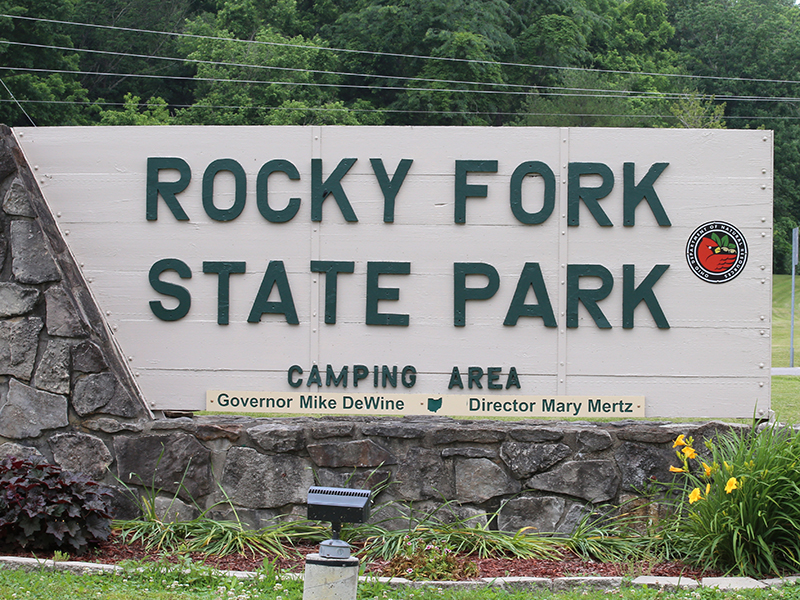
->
[5, 12, 800, 88]
[3, 39, 800, 105]
[1, 96, 793, 121]
[0, 78, 35, 125]
[0, 12, 797, 122]
[2, 62, 800, 105]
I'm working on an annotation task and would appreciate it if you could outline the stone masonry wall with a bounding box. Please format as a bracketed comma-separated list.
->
[0, 125, 745, 532]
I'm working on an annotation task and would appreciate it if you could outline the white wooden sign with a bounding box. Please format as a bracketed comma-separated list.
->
[15, 126, 772, 418]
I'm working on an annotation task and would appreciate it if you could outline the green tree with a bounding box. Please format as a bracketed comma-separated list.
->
[174, 16, 381, 125]
[71, 0, 197, 109]
[95, 93, 172, 124]
[322, 0, 519, 123]
[0, 1, 90, 126]
[670, 0, 800, 271]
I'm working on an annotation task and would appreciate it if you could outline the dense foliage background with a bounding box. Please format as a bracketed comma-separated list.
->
[0, 0, 798, 269]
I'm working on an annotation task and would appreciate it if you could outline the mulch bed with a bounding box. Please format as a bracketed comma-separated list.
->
[0, 532, 719, 580]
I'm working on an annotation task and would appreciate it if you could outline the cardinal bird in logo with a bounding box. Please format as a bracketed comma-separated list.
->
[686, 222, 748, 283]
[696, 233, 737, 273]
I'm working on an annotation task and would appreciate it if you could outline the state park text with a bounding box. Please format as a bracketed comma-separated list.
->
[148, 156, 672, 330]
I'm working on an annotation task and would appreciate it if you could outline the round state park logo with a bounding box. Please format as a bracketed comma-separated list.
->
[685, 221, 748, 283]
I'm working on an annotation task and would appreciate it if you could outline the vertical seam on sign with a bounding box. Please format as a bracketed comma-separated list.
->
[310, 126, 322, 370]
[557, 128, 569, 395]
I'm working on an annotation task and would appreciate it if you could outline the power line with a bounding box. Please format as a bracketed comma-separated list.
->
[5, 12, 800, 89]
[0, 78, 35, 125]
[0, 96, 788, 121]
[3, 65, 800, 105]
[0, 96, 677, 119]
[9, 39, 800, 105]
[0, 39, 734, 102]
[0, 39, 550, 93]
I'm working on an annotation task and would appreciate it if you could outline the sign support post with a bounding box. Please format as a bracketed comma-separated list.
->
[792, 228, 798, 367]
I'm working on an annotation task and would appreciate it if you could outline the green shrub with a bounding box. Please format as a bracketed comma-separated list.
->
[0, 455, 113, 553]
[663, 423, 800, 577]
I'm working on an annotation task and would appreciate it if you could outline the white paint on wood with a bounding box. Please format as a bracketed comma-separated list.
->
[15, 126, 772, 417]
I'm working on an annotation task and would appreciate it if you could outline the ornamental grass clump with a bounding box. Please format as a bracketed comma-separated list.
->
[664, 423, 800, 577]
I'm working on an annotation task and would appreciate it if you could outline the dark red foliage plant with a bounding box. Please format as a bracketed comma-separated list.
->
[0, 456, 113, 553]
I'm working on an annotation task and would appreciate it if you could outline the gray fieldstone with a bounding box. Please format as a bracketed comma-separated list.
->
[316, 467, 392, 492]
[441, 447, 497, 459]
[577, 429, 614, 453]
[307, 439, 396, 468]
[632, 576, 698, 589]
[497, 495, 566, 533]
[10, 220, 60, 284]
[393, 447, 454, 500]
[689, 422, 748, 452]
[557, 502, 591, 533]
[44, 285, 86, 337]
[0, 138, 16, 180]
[762, 576, 800, 588]
[507, 427, 564, 442]
[0, 378, 68, 439]
[454, 458, 520, 503]
[526, 460, 620, 503]
[499, 442, 571, 478]
[0, 441, 43, 460]
[360, 423, 426, 438]
[429, 426, 507, 445]
[248, 422, 305, 452]
[615, 425, 677, 444]
[0, 316, 43, 379]
[310, 422, 355, 439]
[701, 577, 767, 590]
[0, 229, 6, 273]
[71, 340, 107, 373]
[431, 503, 488, 528]
[614, 442, 676, 491]
[49, 432, 112, 480]
[492, 577, 552, 590]
[154, 496, 199, 522]
[82, 417, 144, 434]
[0, 283, 39, 317]
[221, 446, 314, 508]
[105, 484, 142, 521]
[114, 433, 213, 500]
[552, 577, 623, 591]
[32, 338, 70, 394]
[73, 372, 141, 418]
[207, 507, 281, 530]
[150, 417, 197, 432]
[195, 422, 244, 442]
[3, 178, 35, 217]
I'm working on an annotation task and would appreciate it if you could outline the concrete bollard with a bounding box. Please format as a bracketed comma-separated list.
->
[302, 553, 360, 600]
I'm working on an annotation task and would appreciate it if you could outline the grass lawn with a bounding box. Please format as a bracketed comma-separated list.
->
[2, 567, 800, 600]
[772, 275, 800, 423]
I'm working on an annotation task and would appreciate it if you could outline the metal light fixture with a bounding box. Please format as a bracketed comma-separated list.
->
[307, 486, 371, 558]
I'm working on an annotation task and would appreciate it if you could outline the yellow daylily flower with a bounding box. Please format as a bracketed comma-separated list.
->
[673, 435, 687, 448]
[682, 446, 697, 460]
[669, 465, 685, 473]
[702, 462, 712, 477]
[706, 483, 711, 495]
[688, 488, 702, 503]
[725, 477, 739, 493]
